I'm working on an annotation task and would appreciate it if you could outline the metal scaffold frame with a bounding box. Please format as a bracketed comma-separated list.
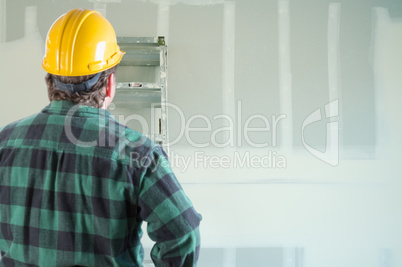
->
[114, 36, 169, 154]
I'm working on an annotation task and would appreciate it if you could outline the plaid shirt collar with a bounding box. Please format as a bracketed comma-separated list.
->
[41, 100, 112, 118]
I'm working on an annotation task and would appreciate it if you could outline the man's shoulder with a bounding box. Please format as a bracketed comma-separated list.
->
[107, 120, 162, 161]
[0, 113, 40, 141]
[0, 112, 40, 128]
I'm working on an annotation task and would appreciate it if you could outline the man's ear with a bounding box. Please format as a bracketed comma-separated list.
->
[106, 73, 115, 97]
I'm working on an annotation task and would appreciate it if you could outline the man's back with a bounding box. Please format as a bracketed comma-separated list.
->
[0, 100, 201, 266]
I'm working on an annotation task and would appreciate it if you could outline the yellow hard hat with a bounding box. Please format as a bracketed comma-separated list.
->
[42, 8, 125, 76]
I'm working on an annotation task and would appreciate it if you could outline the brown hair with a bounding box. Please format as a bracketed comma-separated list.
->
[45, 66, 117, 108]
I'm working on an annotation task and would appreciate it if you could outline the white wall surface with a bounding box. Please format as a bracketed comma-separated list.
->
[1, 0, 402, 266]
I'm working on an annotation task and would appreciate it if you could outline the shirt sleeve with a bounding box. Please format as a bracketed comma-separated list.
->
[137, 146, 202, 267]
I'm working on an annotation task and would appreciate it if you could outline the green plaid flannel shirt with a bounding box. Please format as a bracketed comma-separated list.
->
[0, 100, 201, 267]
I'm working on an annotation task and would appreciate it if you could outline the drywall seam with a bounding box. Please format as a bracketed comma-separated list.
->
[222, 1, 236, 146]
[94, 3, 107, 17]
[278, 0, 293, 148]
[327, 3, 341, 157]
[283, 247, 304, 267]
[157, 3, 170, 43]
[328, 4, 341, 107]
[0, 0, 5, 43]
[25, 6, 37, 38]
[372, 7, 391, 159]
[222, 247, 236, 267]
